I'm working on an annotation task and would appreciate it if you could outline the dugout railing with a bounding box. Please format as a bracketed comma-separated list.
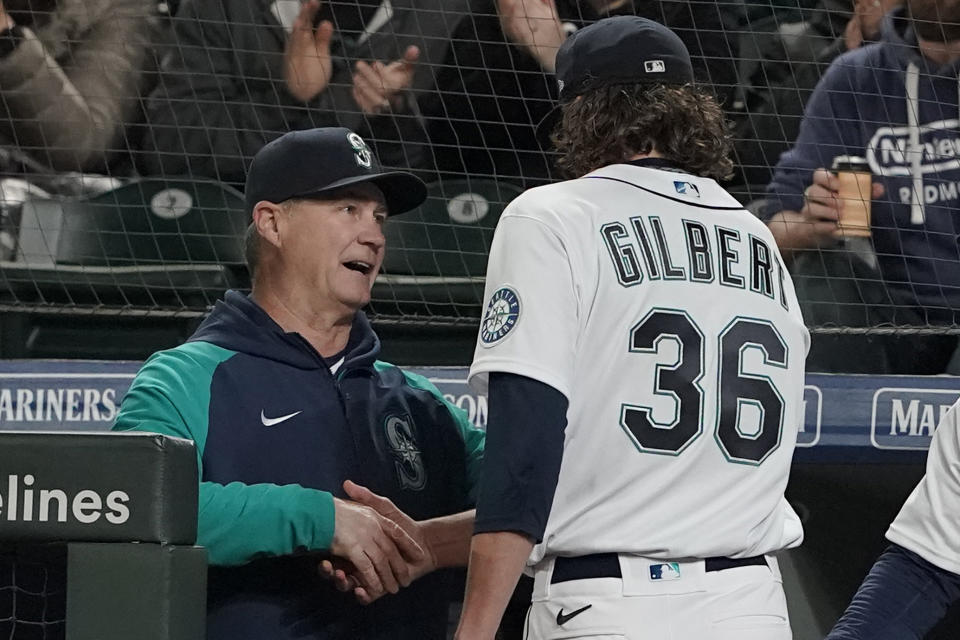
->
[0, 431, 206, 640]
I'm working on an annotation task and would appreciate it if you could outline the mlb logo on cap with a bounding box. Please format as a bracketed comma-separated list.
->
[551, 16, 694, 103]
[644, 60, 666, 73]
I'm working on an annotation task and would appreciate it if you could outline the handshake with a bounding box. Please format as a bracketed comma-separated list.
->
[323, 480, 439, 605]
[283, 0, 418, 113]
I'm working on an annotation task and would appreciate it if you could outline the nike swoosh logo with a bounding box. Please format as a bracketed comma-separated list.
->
[556, 604, 592, 626]
[260, 410, 302, 427]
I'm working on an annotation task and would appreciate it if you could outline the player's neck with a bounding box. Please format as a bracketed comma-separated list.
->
[627, 150, 663, 161]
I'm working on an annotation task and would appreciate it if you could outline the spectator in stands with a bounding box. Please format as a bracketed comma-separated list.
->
[114, 127, 485, 640]
[825, 399, 960, 640]
[732, 0, 901, 187]
[762, 0, 960, 374]
[141, 0, 468, 186]
[425, 0, 739, 187]
[0, 0, 157, 175]
[0, 0, 158, 261]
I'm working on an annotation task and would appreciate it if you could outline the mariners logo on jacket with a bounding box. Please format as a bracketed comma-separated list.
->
[480, 286, 521, 347]
[385, 414, 425, 491]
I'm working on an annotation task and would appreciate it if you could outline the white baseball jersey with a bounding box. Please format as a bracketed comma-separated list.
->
[469, 162, 808, 565]
[887, 400, 960, 575]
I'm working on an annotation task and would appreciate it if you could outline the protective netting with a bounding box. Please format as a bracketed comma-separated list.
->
[0, 544, 66, 640]
[2, 0, 960, 351]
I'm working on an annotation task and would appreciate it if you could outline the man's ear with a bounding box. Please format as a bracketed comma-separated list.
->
[252, 200, 285, 249]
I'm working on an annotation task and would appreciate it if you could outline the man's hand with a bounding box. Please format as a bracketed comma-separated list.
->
[345, 480, 438, 579]
[844, 11, 865, 50]
[329, 495, 426, 601]
[284, 0, 335, 102]
[0, 1, 14, 31]
[321, 480, 437, 604]
[497, 0, 566, 73]
[352, 46, 419, 115]
[767, 168, 885, 255]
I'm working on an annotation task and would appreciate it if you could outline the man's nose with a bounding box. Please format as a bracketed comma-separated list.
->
[359, 217, 386, 249]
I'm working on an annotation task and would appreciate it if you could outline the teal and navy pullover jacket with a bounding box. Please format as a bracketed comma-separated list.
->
[113, 290, 485, 640]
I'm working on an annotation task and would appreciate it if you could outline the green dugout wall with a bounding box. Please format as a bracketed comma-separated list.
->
[0, 432, 205, 640]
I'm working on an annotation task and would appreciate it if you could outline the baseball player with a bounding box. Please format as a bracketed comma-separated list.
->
[454, 16, 809, 640]
[826, 400, 960, 639]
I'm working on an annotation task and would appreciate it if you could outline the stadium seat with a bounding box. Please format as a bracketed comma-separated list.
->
[370, 178, 523, 321]
[0, 179, 249, 359]
[1, 178, 249, 310]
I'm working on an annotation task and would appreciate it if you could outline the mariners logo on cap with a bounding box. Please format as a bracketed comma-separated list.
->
[348, 132, 373, 168]
[480, 286, 521, 347]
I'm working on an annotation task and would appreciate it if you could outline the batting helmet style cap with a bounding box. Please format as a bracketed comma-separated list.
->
[536, 16, 695, 144]
[244, 127, 427, 216]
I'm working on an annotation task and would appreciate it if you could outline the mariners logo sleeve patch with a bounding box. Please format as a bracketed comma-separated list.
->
[480, 286, 521, 347]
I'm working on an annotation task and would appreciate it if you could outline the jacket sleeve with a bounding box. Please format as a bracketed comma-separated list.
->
[763, 55, 864, 218]
[112, 346, 336, 567]
[140, 0, 361, 183]
[424, 377, 485, 504]
[825, 544, 960, 640]
[0, 0, 152, 171]
[451, 401, 486, 504]
[394, 368, 486, 504]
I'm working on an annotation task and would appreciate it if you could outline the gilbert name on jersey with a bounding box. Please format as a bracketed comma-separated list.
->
[600, 205, 791, 311]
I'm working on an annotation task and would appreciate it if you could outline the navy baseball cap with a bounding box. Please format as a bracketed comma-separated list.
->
[244, 127, 427, 216]
[536, 16, 695, 145]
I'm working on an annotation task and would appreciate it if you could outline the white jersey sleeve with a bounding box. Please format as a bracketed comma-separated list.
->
[887, 400, 960, 575]
[469, 196, 584, 398]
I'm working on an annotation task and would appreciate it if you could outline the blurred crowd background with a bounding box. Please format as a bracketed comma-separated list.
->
[3, 0, 960, 373]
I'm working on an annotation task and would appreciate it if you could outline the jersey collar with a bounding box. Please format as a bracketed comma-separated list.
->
[623, 157, 683, 172]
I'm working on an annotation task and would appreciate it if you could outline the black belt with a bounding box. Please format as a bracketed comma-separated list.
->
[551, 552, 767, 584]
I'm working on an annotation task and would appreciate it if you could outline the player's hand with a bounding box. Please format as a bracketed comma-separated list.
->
[352, 46, 419, 115]
[317, 556, 371, 600]
[497, 0, 566, 73]
[321, 480, 437, 604]
[345, 480, 438, 581]
[329, 495, 425, 601]
[284, 0, 335, 102]
[767, 168, 884, 253]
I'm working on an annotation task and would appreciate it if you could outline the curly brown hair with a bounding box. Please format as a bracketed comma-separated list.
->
[551, 83, 734, 180]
